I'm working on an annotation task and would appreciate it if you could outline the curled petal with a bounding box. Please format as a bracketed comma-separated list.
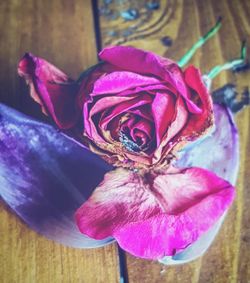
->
[153, 96, 188, 162]
[99, 46, 175, 81]
[130, 119, 152, 144]
[0, 104, 113, 248]
[18, 53, 79, 129]
[92, 71, 161, 95]
[178, 66, 214, 142]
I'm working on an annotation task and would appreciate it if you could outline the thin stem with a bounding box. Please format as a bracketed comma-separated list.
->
[207, 41, 247, 79]
[178, 17, 222, 68]
[241, 40, 247, 59]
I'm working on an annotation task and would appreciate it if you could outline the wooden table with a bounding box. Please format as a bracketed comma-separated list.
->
[0, 0, 249, 282]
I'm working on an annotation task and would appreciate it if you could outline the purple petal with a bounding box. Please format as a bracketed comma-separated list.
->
[0, 103, 113, 248]
[176, 104, 239, 184]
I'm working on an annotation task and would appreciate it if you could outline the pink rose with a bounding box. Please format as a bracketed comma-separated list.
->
[18, 46, 213, 169]
[17, 46, 235, 260]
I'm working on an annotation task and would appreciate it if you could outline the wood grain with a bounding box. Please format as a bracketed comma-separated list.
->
[0, 0, 250, 282]
[0, 1, 119, 283]
[100, 0, 250, 282]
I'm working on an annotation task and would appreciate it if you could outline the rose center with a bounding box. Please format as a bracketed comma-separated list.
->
[118, 114, 154, 153]
[119, 132, 142, 153]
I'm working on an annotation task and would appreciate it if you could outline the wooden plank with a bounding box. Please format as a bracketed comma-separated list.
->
[99, 0, 250, 282]
[0, 1, 119, 283]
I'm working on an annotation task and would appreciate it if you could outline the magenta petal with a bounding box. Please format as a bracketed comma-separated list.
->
[76, 166, 234, 259]
[0, 104, 113, 248]
[161, 103, 239, 263]
[76, 169, 161, 240]
[99, 46, 174, 80]
[18, 53, 79, 129]
[116, 192, 233, 260]
[93, 71, 161, 94]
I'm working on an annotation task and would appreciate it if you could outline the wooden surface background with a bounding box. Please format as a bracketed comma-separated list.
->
[0, 0, 249, 282]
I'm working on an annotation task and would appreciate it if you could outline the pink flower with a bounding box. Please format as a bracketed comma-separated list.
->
[18, 46, 235, 260]
[18, 46, 213, 169]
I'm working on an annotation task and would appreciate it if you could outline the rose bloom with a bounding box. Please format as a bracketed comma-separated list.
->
[18, 46, 234, 259]
[18, 46, 213, 169]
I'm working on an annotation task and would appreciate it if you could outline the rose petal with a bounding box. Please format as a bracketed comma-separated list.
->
[151, 92, 176, 145]
[176, 104, 239, 185]
[76, 167, 234, 259]
[99, 46, 174, 81]
[18, 53, 79, 129]
[130, 119, 152, 143]
[166, 64, 203, 114]
[160, 104, 239, 264]
[0, 103, 113, 248]
[77, 62, 118, 103]
[118, 84, 169, 97]
[93, 71, 161, 95]
[179, 66, 214, 142]
[153, 96, 188, 162]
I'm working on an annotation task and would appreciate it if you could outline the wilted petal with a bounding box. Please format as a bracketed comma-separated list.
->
[0, 104, 113, 248]
[76, 166, 234, 259]
[18, 53, 79, 129]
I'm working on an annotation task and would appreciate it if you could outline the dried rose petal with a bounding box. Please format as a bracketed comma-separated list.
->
[18, 53, 79, 129]
[76, 166, 234, 259]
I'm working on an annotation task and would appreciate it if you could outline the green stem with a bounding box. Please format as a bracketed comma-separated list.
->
[207, 41, 247, 79]
[241, 40, 247, 59]
[178, 17, 222, 68]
